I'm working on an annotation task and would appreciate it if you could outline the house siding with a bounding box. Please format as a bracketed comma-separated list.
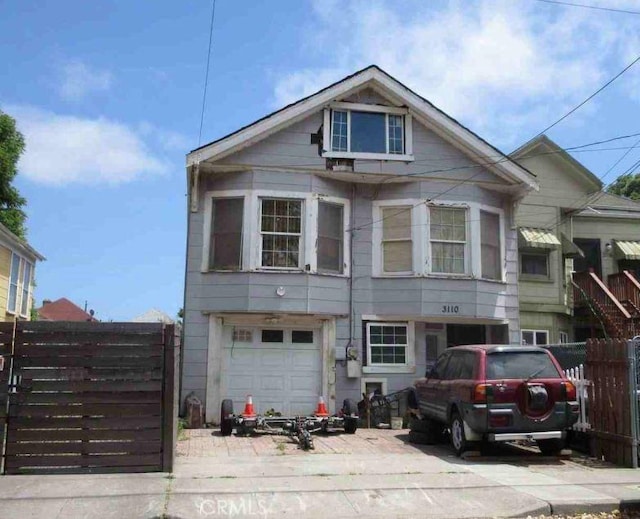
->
[183, 95, 525, 416]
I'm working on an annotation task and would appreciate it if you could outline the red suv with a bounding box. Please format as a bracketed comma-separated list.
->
[411, 345, 580, 456]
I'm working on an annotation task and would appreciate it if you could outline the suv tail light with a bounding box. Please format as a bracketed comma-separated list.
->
[473, 383, 490, 403]
[561, 380, 576, 401]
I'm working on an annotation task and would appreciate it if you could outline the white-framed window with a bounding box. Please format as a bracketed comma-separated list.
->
[202, 190, 350, 275]
[361, 377, 388, 398]
[372, 200, 503, 280]
[323, 103, 413, 161]
[209, 197, 244, 270]
[429, 206, 467, 275]
[520, 251, 550, 278]
[559, 331, 569, 344]
[317, 201, 344, 274]
[381, 206, 413, 274]
[7, 252, 33, 318]
[260, 198, 303, 269]
[480, 210, 502, 280]
[363, 322, 416, 374]
[521, 329, 549, 346]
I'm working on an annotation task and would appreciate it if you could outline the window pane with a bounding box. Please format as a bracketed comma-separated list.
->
[382, 207, 411, 239]
[522, 331, 534, 345]
[430, 207, 465, 241]
[388, 115, 404, 154]
[318, 202, 343, 273]
[210, 198, 243, 270]
[331, 110, 348, 152]
[431, 242, 465, 274]
[292, 330, 314, 343]
[481, 211, 501, 280]
[351, 111, 386, 153]
[383, 241, 412, 272]
[486, 352, 560, 379]
[20, 262, 31, 316]
[261, 199, 302, 268]
[521, 253, 548, 276]
[7, 254, 19, 313]
[261, 330, 284, 343]
[368, 324, 408, 365]
[535, 331, 548, 345]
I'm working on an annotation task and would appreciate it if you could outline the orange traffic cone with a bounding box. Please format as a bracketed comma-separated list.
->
[242, 395, 256, 418]
[314, 396, 329, 417]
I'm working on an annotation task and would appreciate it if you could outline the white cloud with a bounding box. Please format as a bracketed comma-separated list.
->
[58, 60, 113, 101]
[273, 0, 640, 147]
[7, 105, 170, 185]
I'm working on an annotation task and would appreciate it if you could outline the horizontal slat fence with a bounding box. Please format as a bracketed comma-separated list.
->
[3, 322, 175, 475]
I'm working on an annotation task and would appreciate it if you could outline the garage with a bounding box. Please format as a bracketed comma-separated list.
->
[220, 326, 322, 416]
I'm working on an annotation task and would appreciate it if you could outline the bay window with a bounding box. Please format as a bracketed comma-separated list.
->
[382, 207, 413, 274]
[260, 199, 303, 269]
[480, 210, 502, 280]
[209, 198, 244, 270]
[429, 207, 467, 274]
[318, 201, 344, 273]
[204, 190, 349, 275]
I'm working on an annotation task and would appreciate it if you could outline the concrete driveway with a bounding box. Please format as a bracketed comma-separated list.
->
[2, 428, 640, 518]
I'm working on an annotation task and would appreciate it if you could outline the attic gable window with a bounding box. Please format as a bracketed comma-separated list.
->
[323, 103, 413, 161]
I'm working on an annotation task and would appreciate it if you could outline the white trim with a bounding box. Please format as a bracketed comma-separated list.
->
[559, 331, 569, 344]
[364, 321, 415, 373]
[258, 197, 305, 271]
[427, 204, 470, 276]
[205, 315, 224, 422]
[371, 199, 505, 280]
[361, 377, 388, 397]
[330, 102, 408, 115]
[521, 329, 549, 346]
[322, 151, 415, 162]
[203, 189, 350, 276]
[187, 67, 537, 191]
[6, 252, 33, 318]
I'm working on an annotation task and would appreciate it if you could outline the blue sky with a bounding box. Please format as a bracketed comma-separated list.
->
[1, 0, 639, 320]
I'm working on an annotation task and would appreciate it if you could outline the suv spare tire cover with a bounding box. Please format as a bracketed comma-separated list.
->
[517, 383, 553, 418]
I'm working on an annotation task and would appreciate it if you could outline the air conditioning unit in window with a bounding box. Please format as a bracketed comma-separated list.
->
[326, 158, 354, 172]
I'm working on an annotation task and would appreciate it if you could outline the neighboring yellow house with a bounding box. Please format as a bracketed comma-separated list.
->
[513, 135, 640, 343]
[0, 223, 45, 321]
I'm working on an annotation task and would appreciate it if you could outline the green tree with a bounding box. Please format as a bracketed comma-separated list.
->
[0, 110, 27, 239]
[607, 173, 640, 201]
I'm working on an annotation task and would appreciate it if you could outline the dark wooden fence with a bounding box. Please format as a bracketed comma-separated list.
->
[586, 338, 635, 467]
[0, 321, 176, 475]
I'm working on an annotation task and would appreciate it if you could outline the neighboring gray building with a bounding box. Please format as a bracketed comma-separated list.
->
[182, 65, 538, 421]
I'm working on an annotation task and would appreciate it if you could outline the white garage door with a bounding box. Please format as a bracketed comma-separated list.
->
[221, 326, 322, 416]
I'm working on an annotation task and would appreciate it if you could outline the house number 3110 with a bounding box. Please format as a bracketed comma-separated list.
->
[442, 305, 460, 314]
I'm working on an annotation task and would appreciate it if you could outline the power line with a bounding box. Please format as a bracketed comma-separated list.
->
[533, 0, 640, 15]
[532, 53, 640, 138]
[197, 0, 217, 149]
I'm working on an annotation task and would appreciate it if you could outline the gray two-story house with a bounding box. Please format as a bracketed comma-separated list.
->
[182, 65, 538, 421]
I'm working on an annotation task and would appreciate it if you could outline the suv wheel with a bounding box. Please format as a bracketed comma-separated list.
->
[537, 438, 565, 456]
[450, 411, 468, 456]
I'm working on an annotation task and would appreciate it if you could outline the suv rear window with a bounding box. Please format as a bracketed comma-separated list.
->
[486, 351, 560, 380]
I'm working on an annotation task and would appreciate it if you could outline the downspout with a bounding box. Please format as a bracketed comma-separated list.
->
[346, 183, 356, 360]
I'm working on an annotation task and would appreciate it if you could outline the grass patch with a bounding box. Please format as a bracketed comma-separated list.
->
[178, 418, 188, 441]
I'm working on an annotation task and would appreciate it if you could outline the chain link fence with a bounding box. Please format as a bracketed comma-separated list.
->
[543, 342, 587, 370]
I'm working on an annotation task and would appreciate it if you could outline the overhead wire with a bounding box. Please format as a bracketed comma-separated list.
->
[532, 0, 640, 15]
[197, 0, 218, 149]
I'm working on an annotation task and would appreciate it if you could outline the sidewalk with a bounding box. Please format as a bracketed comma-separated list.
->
[2, 429, 640, 518]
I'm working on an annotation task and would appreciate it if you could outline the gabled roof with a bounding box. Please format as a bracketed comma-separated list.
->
[511, 135, 602, 192]
[0, 222, 45, 262]
[188, 65, 537, 190]
[36, 298, 97, 322]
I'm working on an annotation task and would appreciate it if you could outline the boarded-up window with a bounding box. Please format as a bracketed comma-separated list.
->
[481, 210, 501, 280]
[318, 202, 343, 273]
[382, 207, 412, 273]
[430, 207, 466, 274]
[209, 198, 243, 270]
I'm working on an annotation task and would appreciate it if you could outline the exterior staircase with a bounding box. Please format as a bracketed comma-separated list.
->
[572, 270, 640, 339]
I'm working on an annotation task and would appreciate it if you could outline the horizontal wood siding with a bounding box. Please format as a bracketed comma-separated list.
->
[3, 322, 174, 475]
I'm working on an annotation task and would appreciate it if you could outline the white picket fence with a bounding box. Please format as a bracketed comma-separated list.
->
[564, 364, 591, 432]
